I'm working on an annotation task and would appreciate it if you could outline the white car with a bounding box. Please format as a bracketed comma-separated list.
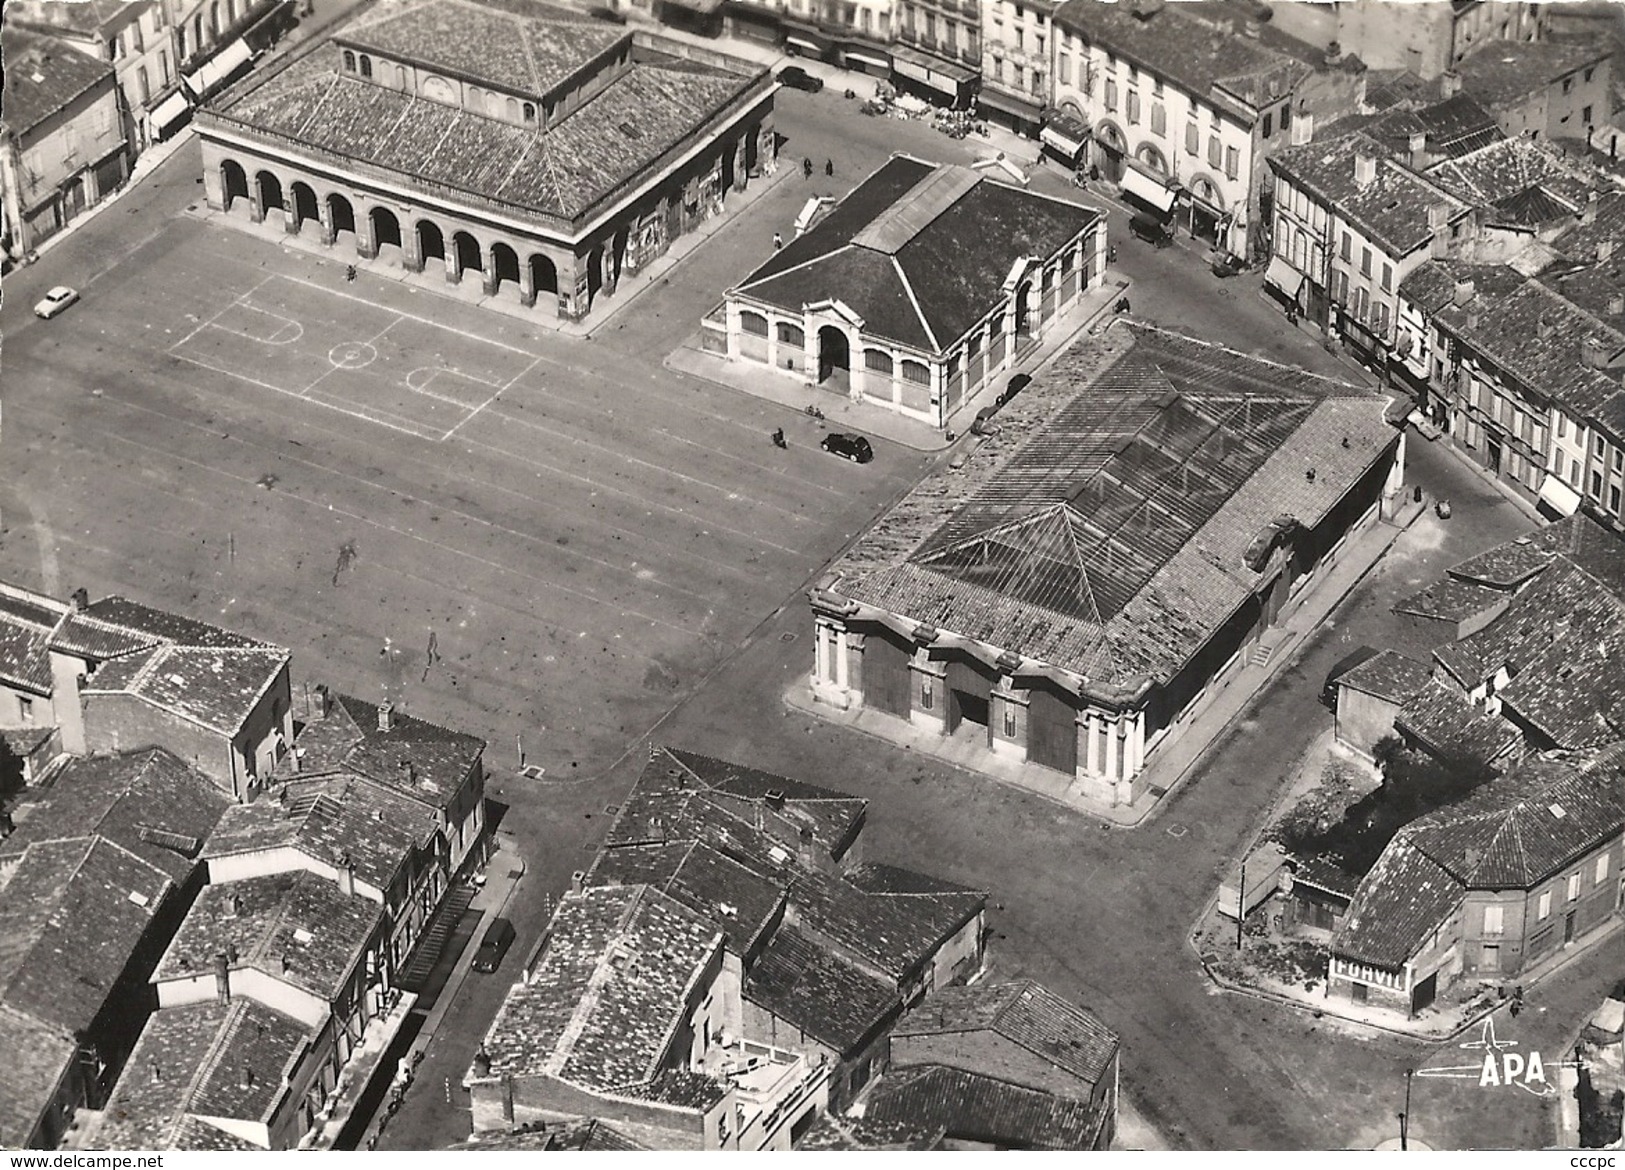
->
[33, 286, 79, 319]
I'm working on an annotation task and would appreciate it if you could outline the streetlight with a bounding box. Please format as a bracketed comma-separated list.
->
[1401, 1067, 1414, 1151]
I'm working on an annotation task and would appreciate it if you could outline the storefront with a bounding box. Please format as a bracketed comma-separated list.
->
[1092, 122, 1126, 183]
[183, 39, 255, 102]
[782, 21, 833, 60]
[1263, 255, 1306, 311]
[149, 89, 194, 143]
[1039, 111, 1090, 168]
[656, 0, 724, 37]
[724, 2, 781, 45]
[1184, 176, 1225, 247]
[1120, 164, 1178, 233]
[978, 86, 1045, 138]
[890, 44, 979, 107]
[1536, 474, 1582, 520]
[839, 43, 892, 77]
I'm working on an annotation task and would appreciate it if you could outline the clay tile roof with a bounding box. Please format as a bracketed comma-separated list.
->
[831, 323, 1396, 687]
[156, 871, 383, 1001]
[733, 156, 1100, 352]
[478, 885, 722, 1093]
[0, 1005, 76, 1148]
[1426, 138, 1596, 224]
[1394, 679, 1520, 766]
[0, 585, 68, 694]
[289, 693, 484, 809]
[451, 1119, 649, 1150]
[796, 1114, 945, 1150]
[94, 999, 316, 1151]
[741, 924, 900, 1055]
[1336, 650, 1434, 704]
[1332, 835, 1464, 970]
[1393, 576, 1509, 625]
[863, 1063, 1110, 1150]
[0, 837, 171, 1034]
[891, 979, 1118, 1088]
[0, 26, 115, 138]
[0, 748, 232, 881]
[82, 645, 290, 737]
[789, 866, 985, 981]
[1456, 40, 1612, 111]
[1271, 133, 1469, 254]
[209, 20, 764, 228]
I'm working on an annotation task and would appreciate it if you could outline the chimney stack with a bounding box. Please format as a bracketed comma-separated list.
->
[1608, 292, 1624, 317]
[214, 953, 232, 1004]
[69, 587, 89, 612]
[225, 891, 242, 918]
[1583, 192, 1599, 225]
[241, 1067, 256, 1090]
[571, 870, 586, 893]
[1581, 335, 1612, 369]
[1452, 278, 1475, 307]
[377, 700, 393, 733]
[1354, 152, 1377, 189]
[313, 683, 332, 718]
[150, 1063, 163, 1085]
[1324, 40, 1343, 66]
[1408, 131, 1427, 168]
[1440, 70, 1462, 99]
[1539, 315, 1557, 340]
[764, 788, 785, 811]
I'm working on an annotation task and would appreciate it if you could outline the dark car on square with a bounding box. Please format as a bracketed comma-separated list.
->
[776, 65, 824, 93]
[472, 917, 516, 973]
[821, 432, 873, 463]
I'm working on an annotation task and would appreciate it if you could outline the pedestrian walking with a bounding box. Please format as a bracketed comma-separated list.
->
[803, 157, 813, 179]
[773, 231, 783, 251]
[825, 158, 834, 177]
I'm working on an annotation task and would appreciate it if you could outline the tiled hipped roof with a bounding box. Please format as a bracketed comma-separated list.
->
[863, 1063, 1109, 1150]
[286, 692, 484, 809]
[830, 323, 1396, 689]
[0, 27, 116, 138]
[1270, 133, 1469, 255]
[208, 7, 763, 227]
[733, 156, 1099, 353]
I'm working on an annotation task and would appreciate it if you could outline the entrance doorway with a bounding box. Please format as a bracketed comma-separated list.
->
[1411, 971, 1437, 1013]
[1564, 910, 1576, 944]
[817, 325, 850, 392]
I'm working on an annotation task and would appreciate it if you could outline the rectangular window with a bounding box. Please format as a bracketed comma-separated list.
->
[1223, 145, 1239, 179]
[1105, 79, 1118, 111]
[1281, 103, 1291, 130]
[1186, 122, 1199, 156]
[1261, 111, 1273, 138]
[1538, 890, 1552, 920]
[1207, 135, 1221, 168]
[1013, 26, 1022, 48]
[993, 57, 1004, 81]
[1482, 904, 1504, 936]
[1568, 872, 1582, 900]
[18, 696, 33, 725]
[1150, 102, 1165, 136]
[1036, 33, 1044, 54]
[1613, 449, 1623, 472]
[1032, 70, 1045, 94]
[160, 48, 170, 83]
[921, 678, 934, 711]
[1059, 53, 1071, 86]
[1340, 232, 1351, 262]
[1003, 705, 1017, 737]
[1361, 247, 1372, 277]
[1127, 90, 1141, 124]
[1611, 483, 1621, 514]
[1597, 854, 1611, 885]
[1591, 470, 1604, 499]
[1381, 262, 1392, 292]
[1583, 106, 1593, 124]
[1562, 76, 1573, 94]
[1558, 414, 1568, 440]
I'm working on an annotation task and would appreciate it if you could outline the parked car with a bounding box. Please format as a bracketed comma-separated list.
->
[1001, 372, 1032, 405]
[1210, 250, 1246, 278]
[1321, 645, 1383, 709]
[472, 916, 516, 973]
[586, 4, 626, 20]
[33, 286, 79, 319]
[776, 66, 824, 93]
[820, 432, 873, 463]
[1128, 215, 1173, 247]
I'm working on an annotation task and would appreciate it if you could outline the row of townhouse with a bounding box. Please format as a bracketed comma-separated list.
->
[0, 580, 489, 1149]
[465, 746, 1120, 1150]
[1, 0, 296, 264]
[1317, 515, 1625, 1017]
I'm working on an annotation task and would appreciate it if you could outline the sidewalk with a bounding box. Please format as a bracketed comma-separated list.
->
[788, 494, 1426, 824]
[665, 274, 1128, 452]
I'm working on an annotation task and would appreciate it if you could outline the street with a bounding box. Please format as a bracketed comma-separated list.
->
[3, 64, 1618, 1153]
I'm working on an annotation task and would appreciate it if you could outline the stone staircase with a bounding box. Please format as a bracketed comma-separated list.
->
[394, 883, 478, 993]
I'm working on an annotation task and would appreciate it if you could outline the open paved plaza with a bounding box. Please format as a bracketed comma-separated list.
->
[5, 71, 1620, 1153]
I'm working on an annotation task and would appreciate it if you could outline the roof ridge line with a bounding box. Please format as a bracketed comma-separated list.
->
[891, 255, 940, 353]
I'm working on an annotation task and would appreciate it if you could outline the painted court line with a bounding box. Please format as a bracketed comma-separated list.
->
[168, 274, 276, 352]
[274, 272, 541, 357]
[442, 356, 542, 441]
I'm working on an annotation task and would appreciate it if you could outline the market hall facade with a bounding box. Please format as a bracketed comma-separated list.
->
[195, 0, 777, 321]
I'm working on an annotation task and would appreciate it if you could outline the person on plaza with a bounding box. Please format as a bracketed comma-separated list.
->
[1107, 244, 1118, 265]
[803, 157, 814, 179]
[1115, 295, 1131, 315]
[825, 158, 834, 177]
[773, 231, 783, 250]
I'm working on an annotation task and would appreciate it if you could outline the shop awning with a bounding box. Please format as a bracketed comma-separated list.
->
[978, 87, 1044, 123]
[1538, 474, 1582, 517]
[665, 0, 723, 11]
[783, 24, 832, 55]
[1264, 255, 1306, 298]
[1121, 166, 1177, 216]
[183, 37, 253, 96]
[1040, 112, 1090, 158]
[150, 89, 192, 135]
[844, 48, 891, 70]
[890, 44, 978, 95]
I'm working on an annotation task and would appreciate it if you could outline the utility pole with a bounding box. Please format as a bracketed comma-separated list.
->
[1401, 1067, 1413, 1150]
[1236, 853, 1247, 951]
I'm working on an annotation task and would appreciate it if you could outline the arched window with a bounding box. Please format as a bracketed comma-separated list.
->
[740, 311, 769, 337]
[864, 348, 893, 375]
[901, 359, 930, 384]
[210, 0, 222, 39]
[397, 64, 408, 87]
[137, 64, 150, 103]
[359, 55, 373, 79]
[343, 49, 355, 72]
[523, 102, 536, 124]
[507, 96, 520, 120]
[776, 322, 804, 347]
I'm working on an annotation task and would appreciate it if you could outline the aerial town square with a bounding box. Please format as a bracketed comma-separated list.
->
[3, 0, 1625, 1154]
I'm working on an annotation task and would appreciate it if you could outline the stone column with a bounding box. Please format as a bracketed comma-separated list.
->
[1084, 710, 1101, 775]
[756, 119, 778, 176]
[835, 630, 850, 689]
[732, 134, 749, 192]
[283, 204, 299, 235]
[560, 255, 591, 320]
[814, 620, 831, 681]
[481, 244, 499, 296]
[1104, 714, 1119, 783]
[403, 226, 423, 273]
[318, 198, 335, 247]
[248, 196, 264, 224]
[356, 211, 376, 259]
[444, 247, 460, 284]
[599, 245, 619, 298]
[519, 256, 536, 308]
